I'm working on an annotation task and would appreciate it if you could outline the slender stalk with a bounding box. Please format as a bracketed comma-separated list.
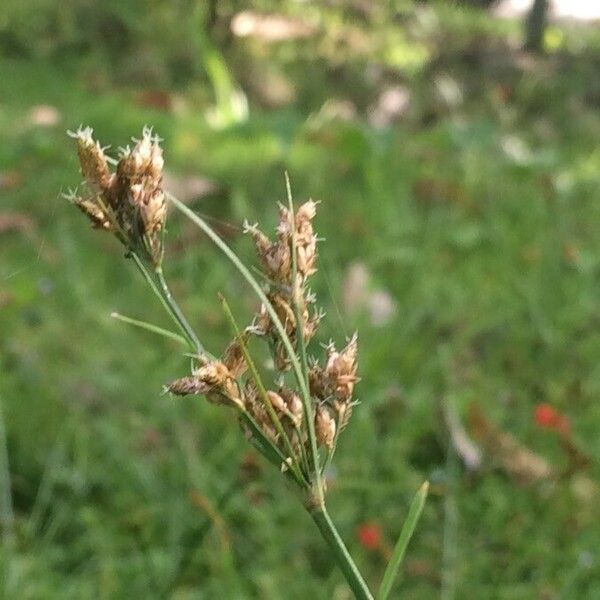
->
[110, 312, 188, 347]
[309, 504, 374, 600]
[285, 174, 322, 492]
[238, 411, 306, 488]
[0, 397, 15, 597]
[130, 253, 196, 352]
[155, 266, 205, 355]
[219, 296, 309, 487]
[441, 441, 458, 600]
[239, 413, 286, 469]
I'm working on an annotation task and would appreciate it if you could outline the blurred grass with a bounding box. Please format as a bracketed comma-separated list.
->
[1, 3, 600, 598]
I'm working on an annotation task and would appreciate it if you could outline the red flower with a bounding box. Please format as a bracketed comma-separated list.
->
[534, 403, 570, 434]
[357, 522, 382, 550]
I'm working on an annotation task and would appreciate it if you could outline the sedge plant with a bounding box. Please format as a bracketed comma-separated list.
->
[65, 127, 428, 599]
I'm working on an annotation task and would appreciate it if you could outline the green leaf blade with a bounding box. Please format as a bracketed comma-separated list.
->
[110, 312, 188, 347]
[377, 481, 429, 600]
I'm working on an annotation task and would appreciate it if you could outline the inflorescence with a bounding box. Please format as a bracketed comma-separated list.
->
[67, 126, 167, 267]
[69, 127, 360, 490]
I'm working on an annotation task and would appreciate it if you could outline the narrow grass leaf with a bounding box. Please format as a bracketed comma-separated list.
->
[377, 481, 429, 600]
[111, 312, 189, 346]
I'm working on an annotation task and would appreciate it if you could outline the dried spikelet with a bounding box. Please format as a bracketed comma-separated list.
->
[294, 200, 318, 279]
[120, 128, 167, 261]
[279, 387, 303, 425]
[166, 193, 355, 479]
[168, 361, 244, 410]
[308, 362, 328, 400]
[118, 127, 163, 181]
[315, 405, 336, 449]
[72, 196, 113, 231]
[244, 198, 322, 378]
[334, 400, 354, 433]
[325, 333, 359, 403]
[271, 293, 296, 335]
[296, 199, 317, 224]
[222, 335, 249, 378]
[245, 388, 279, 442]
[168, 375, 212, 396]
[70, 127, 111, 191]
[245, 220, 291, 281]
[244, 220, 270, 255]
[266, 390, 287, 413]
[276, 204, 292, 240]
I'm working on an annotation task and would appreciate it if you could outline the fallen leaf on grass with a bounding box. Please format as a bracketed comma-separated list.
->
[469, 404, 553, 484]
[135, 90, 172, 111]
[342, 261, 397, 327]
[368, 85, 411, 128]
[412, 178, 472, 209]
[0, 171, 21, 191]
[442, 399, 482, 472]
[28, 104, 61, 127]
[0, 212, 36, 234]
[231, 11, 315, 42]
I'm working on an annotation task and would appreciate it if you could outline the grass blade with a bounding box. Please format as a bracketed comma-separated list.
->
[377, 481, 429, 600]
[0, 397, 16, 596]
[110, 312, 188, 347]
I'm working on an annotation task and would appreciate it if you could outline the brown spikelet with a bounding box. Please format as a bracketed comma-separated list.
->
[167, 376, 211, 396]
[279, 387, 303, 425]
[335, 401, 354, 432]
[222, 334, 249, 378]
[72, 197, 112, 231]
[266, 390, 287, 413]
[315, 405, 336, 449]
[308, 362, 328, 400]
[325, 333, 359, 403]
[169, 361, 244, 410]
[71, 127, 111, 191]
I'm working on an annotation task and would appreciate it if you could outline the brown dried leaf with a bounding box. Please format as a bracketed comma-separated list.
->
[231, 11, 315, 42]
[0, 171, 22, 191]
[442, 400, 482, 471]
[29, 104, 61, 127]
[469, 404, 553, 484]
[0, 212, 36, 234]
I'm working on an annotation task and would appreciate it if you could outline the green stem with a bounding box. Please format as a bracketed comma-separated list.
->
[309, 504, 373, 600]
[219, 296, 309, 487]
[130, 253, 195, 351]
[285, 173, 322, 488]
[155, 266, 205, 356]
[110, 312, 188, 347]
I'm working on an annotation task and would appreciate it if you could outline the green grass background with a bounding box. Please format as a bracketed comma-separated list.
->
[1, 3, 600, 598]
